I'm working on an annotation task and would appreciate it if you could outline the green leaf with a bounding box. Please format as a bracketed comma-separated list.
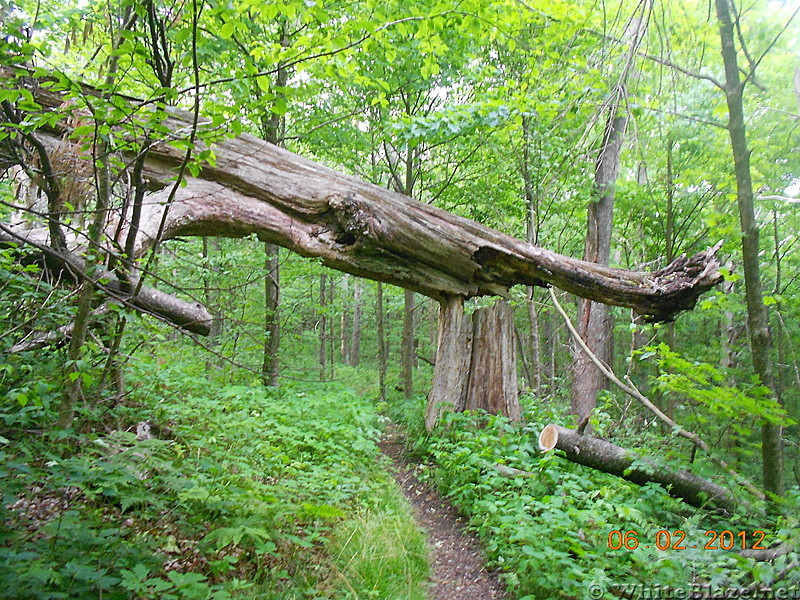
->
[219, 22, 235, 40]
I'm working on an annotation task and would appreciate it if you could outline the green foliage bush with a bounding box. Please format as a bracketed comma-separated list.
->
[0, 356, 427, 599]
[394, 399, 800, 599]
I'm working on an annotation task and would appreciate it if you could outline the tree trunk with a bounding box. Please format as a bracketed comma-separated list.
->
[428, 298, 437, 362]
[328, 275, 335, 380]
[262, 242, 280, 386]
[402, 289, 415, 398]
[719, 275, 738, 370]
[5, 67, 723, 326]
[516, 326, 535, 390]
[526, 287, 542, 395]
[715, 0, 783, 497]
[425, 298, 521, 430]
[464, 300, 521, 421]
[521, 114, 542, 396]
[350, 278, 362, 366]
[425, 295, 471, 431]
[570, 12, 647, 421]
[571, 114, 627, 420]
[377, 282, 387, 402]
[553, 316, 562, 398]
[660, 138, 678, 418]
[319, 273, 327, 381]
[59, 125, 115, 428]
[340, 275, 351, 365]
[772, 212, 786, 408]
[538, 424, 738, 513]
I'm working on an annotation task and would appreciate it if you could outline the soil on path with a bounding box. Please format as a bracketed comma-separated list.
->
[379, 424, 510, 600]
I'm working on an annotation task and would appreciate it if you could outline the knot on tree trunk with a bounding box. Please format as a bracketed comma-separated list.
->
[327, 193, 377, 247]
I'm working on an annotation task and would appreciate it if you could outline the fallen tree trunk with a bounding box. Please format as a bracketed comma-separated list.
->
[538, 424, 740, 513]
[137, 120, 722, 322]
[0, 226, 213, 336]
[5, 68, 723, 323]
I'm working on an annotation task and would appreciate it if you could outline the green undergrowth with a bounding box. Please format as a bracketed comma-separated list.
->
[390, 395, 800, 599]
[0, 364, 428, 599]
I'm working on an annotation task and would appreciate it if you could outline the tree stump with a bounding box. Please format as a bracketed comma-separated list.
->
[425, 297, 520, 430]
[464, 299, 520, 420]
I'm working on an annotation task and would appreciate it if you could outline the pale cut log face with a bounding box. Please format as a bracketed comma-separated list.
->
[538, 423, 559, 452]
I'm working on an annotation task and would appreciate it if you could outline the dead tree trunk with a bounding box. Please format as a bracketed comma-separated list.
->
[3, 68, 723, 330]
[464, 300, 521, 421]
[425, 296, 472, 430]
[538, 424, 739, 513]
[425, 298, 521, 430]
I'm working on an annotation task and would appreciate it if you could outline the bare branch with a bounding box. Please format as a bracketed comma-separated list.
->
[548, 286, 766, 501]
[639, 52, 724, 89]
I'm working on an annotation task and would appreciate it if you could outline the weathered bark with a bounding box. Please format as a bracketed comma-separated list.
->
[402, 289, 415, 398]
[425, 298, 521, 430]
[2, 68, 724, 334]
[463, 300, 521, 421]
[715, 0, 783, 496]
[538, 424, 739, 513]
[425, 296, 471, 431]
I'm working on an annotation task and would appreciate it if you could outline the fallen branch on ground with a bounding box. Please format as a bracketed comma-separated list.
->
[548, 287, 765, 501]
[538, 423, 740, 513]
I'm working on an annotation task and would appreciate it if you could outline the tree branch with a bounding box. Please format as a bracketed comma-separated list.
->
[548, 286, 765, 501]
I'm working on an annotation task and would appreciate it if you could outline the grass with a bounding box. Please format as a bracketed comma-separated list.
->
[324, 483, 429, 600]
[0, 351, 433, 600]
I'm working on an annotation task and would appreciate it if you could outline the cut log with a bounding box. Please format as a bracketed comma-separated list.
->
[538, 424, 739, 513]
[3, 66, 724, 324]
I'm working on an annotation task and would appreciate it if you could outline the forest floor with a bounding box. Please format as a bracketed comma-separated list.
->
[379, 423, 510, 600]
